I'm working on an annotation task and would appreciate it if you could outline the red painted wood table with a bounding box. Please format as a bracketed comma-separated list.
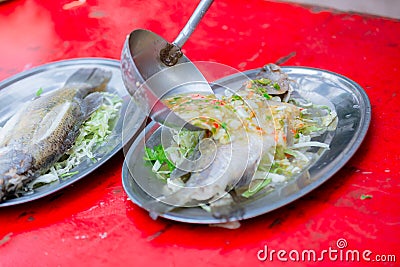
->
[0, 1, 399, 266]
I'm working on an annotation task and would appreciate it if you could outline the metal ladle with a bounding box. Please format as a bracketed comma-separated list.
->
[121, 0, 214, 131]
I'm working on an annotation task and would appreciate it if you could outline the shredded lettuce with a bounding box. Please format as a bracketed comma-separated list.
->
[29, 173, 59, 189]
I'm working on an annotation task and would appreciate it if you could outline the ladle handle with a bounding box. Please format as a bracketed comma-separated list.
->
[173, 0, 214, 48]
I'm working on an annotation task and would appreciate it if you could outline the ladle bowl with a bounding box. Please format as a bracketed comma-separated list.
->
[121, 0, 213, 130]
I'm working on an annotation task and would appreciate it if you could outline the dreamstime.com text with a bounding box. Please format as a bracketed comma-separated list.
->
[257, 238, 396, 263]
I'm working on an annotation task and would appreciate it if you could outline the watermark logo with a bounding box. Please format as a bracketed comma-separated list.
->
[336, 238, 347, 249]
[257, 238, 396, 263]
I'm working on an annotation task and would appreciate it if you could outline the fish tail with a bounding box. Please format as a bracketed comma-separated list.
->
[65, 68, 112, 95]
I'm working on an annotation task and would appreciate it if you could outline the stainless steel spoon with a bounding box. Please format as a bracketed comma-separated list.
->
[121, 0, 214, 131]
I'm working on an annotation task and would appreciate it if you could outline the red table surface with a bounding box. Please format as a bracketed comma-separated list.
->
[0, 0, 399, 266]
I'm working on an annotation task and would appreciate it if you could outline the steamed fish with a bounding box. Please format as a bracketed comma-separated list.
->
[144, 64, 336, 219]
[0, 68, 112, 201]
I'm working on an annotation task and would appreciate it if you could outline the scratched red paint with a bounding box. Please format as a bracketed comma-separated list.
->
[0, 0, 399, 266]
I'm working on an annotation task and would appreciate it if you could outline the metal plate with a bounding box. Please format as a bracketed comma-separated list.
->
[0, 58, 146, 207]
[122, 66, 371, 224]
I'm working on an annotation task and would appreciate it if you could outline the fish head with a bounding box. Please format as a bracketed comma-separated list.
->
[0, 147, 33, 201]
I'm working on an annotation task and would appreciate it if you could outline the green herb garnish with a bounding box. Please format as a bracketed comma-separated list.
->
[36, 87, 43, 97]
[254, 78, 271, 85]
[298, 125, 323, 135]
[144, 145, 175, 172]
[263, 93, 271, 100]
[232, 95, 242, 101]
[60, 171, 79, 178]
[221, 122, 227, 130]
[242, 178, 272, 198]
[360, 194, 373, 200]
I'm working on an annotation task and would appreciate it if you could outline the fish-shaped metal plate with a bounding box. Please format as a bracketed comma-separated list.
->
[0, 58, 146, 207]
[122, 66, 371, 224]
